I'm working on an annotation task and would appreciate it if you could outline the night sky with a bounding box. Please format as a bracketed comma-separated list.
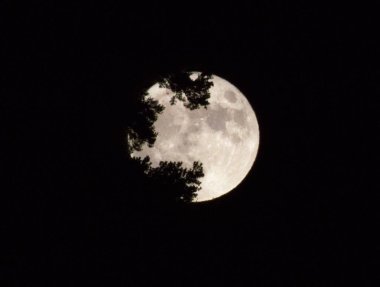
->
[2, 2, 377, 286]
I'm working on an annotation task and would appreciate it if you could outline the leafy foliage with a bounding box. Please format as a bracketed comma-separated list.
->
[131, 156, 204, 203]
[127, 94, 164, 153]
[158, 71, 213, 110]
[126, 72, 212, 203]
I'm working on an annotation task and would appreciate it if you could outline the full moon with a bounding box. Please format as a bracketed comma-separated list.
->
[132, 72, 259, 202]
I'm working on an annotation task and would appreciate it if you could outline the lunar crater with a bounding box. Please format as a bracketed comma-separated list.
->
[206, 106, 229, 131]
[233, 110, 247, 126]
[225, 90, 237, 103]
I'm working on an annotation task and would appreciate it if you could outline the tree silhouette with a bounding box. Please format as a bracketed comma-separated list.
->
[158, 71, 213, 110]
[126, 71, 213, 203]
[130, 156, 204, 203]
[126, 94, 164, 153]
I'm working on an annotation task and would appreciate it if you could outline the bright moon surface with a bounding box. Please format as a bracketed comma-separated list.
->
[132, 73, 260, 202]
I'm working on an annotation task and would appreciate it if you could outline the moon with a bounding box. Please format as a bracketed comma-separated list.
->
[132, 72, 259, 202]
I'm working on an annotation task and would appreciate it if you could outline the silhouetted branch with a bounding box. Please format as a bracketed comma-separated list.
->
[126, 72, 211, 202]
[127, 94, 164, 154]
[158, 71, 213, 110]
[131, 156, 204, 203]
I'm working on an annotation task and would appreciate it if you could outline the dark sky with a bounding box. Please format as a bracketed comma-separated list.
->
[2, 2, 377, 286]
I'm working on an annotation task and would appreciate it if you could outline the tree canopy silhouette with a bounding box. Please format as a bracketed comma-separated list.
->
[126, 94, 164, 153]
[127, 72, 214, 153]
[130, 156, 204, 203]
[158, 71, 213, 110]
[126, 71, 213, 203]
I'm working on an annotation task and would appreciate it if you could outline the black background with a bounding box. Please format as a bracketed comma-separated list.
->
[2, 2, 378, 286]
